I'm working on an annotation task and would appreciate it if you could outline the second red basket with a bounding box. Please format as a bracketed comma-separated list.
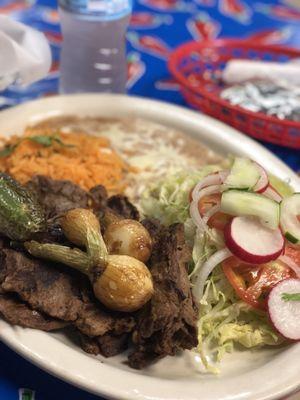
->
[169, 39, 300, 149]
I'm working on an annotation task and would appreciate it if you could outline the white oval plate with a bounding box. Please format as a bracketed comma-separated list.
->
[0, 94, 299, 400]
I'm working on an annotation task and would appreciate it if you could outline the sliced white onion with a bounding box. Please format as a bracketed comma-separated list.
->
[263, 186, 282, 203]
[193, 184, 222, 204]
[219, 170, 230, 182]
[279, 255, 300, 279]
[190, 200, 207, 232]
[191, 171, 228, 202]
[203, 204, 221, 225]
[190, 185, 222, 232]
[192, 248, 232, 301]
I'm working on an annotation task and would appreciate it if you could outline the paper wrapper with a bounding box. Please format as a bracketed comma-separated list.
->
[222, 59, 300, 90]
[0, 16, 51, 90]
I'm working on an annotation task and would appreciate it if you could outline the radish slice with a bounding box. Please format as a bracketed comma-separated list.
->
[279, 255, 300, 279]
[268, 278, 300, 340]
[192, 248, 232, 301]
[224, 216, 284, 264]
[191, 171, 228, 201]
[262, 185, 282, 203]
[253, 162, 269, 193]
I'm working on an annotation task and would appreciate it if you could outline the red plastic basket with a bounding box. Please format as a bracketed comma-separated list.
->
[169, 39, 300, 149]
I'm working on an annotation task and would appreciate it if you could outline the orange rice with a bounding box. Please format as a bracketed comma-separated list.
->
[0, 129, 133, 193]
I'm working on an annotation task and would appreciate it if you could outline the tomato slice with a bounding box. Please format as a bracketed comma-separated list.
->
[207, 211, 232, 231]
[197, 193, 231, 230]
[222, 257, 295, 310]
[197, 193, 220, 214]
[284, 245, 300, 265]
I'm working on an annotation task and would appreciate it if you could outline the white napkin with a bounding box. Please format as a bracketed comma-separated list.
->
[0, 16, 51, 90]
[222, 59, 300, 89]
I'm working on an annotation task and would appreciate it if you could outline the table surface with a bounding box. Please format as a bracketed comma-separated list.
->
[1, 0, 300, 399]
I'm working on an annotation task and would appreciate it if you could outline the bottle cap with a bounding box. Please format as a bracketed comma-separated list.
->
[59, 0, 132, 18]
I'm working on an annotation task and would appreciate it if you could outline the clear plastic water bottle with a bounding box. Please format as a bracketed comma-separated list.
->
[58, 0, 132, 94]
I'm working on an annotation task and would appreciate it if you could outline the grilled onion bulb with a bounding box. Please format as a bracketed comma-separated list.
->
[104, 219, 152, 263]
[25, 208, 153, 312]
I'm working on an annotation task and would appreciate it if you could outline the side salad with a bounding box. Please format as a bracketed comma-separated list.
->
[141, 157, 300, 372]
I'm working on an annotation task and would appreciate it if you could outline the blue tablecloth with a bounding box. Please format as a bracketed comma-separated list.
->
[0, 0, 300, 399]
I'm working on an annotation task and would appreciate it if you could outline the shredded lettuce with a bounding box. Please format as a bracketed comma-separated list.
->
[141, 166, 220, 227]
[197, 267, 283, 372]
[140, 164, 286, 373]
[218, 322, 281, 348]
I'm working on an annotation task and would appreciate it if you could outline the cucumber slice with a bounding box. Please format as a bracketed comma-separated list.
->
[221, 190, 280, 229]
[269, 175, 294, 198]
[285, 232, 298, 245]
[280, 193, 300, 245]
[223, 157, 261, 190]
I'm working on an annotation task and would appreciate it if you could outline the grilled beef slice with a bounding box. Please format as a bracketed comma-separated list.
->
[128, 222, 198, 369]
[0, 248, 83, 321]
[107, 195, 139, 220]
[26, 175, 90, 218]
[89, 185, 108, 211]
[26, 176, 139, 246]
[26, 175, 138, 222]
[80, 332, 129, 357]
[0, 293, 68, 331]
[0, 248, 134, 356]
[74, 286, 134, 337]
[0, 176, 199, 365]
